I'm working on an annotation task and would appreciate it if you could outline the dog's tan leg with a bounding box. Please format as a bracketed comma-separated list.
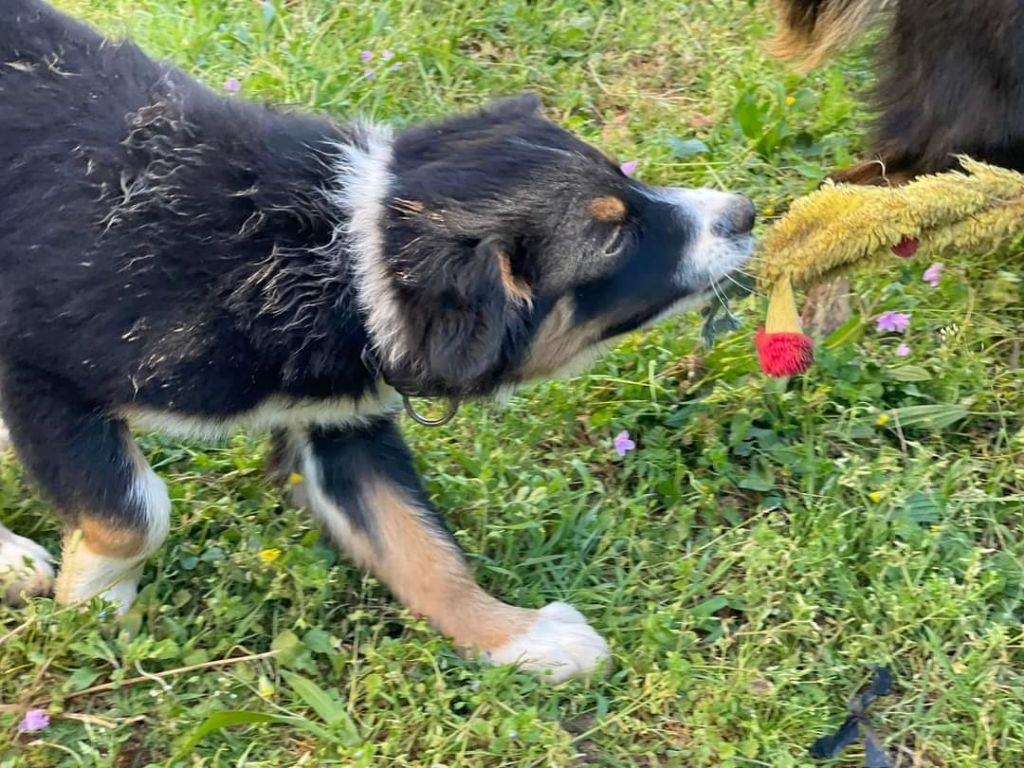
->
[801, 276, 853, 338]
[0, 370, 169, 613]
[828, 145, 924, 188]
[54, 458, 169, 613]
[286, 421, 609, 682]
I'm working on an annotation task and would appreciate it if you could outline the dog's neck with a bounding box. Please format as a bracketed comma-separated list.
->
[219, 118, 396, 394]
[326, 123, 409, 373]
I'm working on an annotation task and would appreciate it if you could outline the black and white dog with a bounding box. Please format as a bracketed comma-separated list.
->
[0, 0, 753, 681]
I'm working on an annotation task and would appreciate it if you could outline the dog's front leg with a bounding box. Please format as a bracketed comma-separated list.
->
[278, 418, 609, 682]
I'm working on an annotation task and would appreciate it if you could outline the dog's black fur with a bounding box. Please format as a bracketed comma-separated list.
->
[1, 2, 366, 408]
[772, 0, 1024, 182]
[0, 0, 752, 674]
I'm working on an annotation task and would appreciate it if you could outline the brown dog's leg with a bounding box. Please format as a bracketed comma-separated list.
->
[280, 419, 609, 682]
[828, 146, 924, 188]
[800, 276, 853, 338]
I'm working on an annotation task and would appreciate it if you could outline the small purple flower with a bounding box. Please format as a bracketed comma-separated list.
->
[360, 50, 374, 63]
[17, 709, 49, 733]
[389, 62, 403, 72]
[381, 49, 395, 60]
[619, 160, 638, 177]
[223, 77, 241, 94]
[613, 430, 635, 457]
[895, 343, 911, 357]
[876, 311, 911, 333]
[364, 69, 377, 81]
[923, 262, 944, 287]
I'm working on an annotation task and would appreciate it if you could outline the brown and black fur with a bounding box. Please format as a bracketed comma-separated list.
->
[770, 0, 1024, 336]
[771, 0, 1024, 185]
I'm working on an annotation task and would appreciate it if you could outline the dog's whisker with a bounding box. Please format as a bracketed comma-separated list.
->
[723, 271, 766, 299]
[709, 277, 739, 321]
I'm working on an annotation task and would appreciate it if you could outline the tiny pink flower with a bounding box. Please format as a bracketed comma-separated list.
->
[360, 50, 374, 63]
[876, 311, 910, 333]
[223, 77, 241, 94]
[613, 430, 635, 457]
[381, 49, 395, 60]
[619, 160, 638, 177]
[923, 262, 944, 287]
[364, 69, 377, 81]
[895, 343, 911, 357]
[17, 709, 49, 733]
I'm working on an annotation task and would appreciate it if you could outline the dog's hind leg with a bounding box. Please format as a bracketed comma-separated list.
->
[0, 367, 169, 613]
[276, 419, 610, 682]
[0, 413, 57, 604]
[0, 523, 55, 605]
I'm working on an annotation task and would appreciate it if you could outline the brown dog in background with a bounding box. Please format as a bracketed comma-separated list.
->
[768, 0, 1024, 332]
[771, 0, 1024, 184]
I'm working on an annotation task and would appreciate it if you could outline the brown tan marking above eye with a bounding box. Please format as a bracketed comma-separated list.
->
[587, 195, 627, 223]
[391, 198, 447, 223]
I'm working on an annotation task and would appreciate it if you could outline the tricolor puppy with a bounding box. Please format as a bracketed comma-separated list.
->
[0, 0, 753, 681]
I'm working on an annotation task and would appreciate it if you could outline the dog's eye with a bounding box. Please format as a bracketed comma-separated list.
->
[602, 225, 631, 258]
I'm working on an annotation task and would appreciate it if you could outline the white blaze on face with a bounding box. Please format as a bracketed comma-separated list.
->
[640, 186, 755, 290]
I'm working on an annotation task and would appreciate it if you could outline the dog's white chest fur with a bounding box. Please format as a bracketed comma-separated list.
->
[120, 385, 400, 440]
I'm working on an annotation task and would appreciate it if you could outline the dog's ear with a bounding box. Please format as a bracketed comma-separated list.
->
[480, 93, 543, 121]
[397, 236, 529, 396]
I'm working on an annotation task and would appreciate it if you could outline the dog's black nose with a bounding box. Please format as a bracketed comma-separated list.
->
[713, 195, 756, 237]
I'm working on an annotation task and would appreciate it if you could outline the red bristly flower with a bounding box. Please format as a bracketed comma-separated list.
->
[755, 327, 814, 377]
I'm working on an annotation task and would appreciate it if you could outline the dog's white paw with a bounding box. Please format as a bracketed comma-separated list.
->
[0, 527, 56, 605]
[95, 572, 142, 616]
[486, 602, 610, 682]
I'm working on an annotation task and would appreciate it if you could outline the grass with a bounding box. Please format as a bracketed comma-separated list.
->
[2, 0, 1023, 765]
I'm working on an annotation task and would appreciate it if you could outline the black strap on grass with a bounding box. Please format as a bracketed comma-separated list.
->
[700, 273, 752, 348]
[809, 666, 893, 768]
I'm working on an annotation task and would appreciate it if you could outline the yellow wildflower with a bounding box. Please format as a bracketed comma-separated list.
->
[868, 491, 884, 503]
[288, 472, 303, 485]
[875, 413, 890, 426]
[259, 548, 281, 564]
[258, 675, 275, 698]
[785, 95, 796, 107]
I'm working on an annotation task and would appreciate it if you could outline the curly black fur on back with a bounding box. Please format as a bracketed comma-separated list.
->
[0, 0, 376, 413]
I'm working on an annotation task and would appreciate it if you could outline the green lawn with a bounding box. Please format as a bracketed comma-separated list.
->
[2, 1, 1024, 765]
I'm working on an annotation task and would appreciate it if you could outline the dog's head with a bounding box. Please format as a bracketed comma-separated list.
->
[345, 95, 753, 398]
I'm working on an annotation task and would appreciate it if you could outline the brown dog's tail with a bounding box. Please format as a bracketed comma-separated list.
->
[766, 0, 889, 70]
